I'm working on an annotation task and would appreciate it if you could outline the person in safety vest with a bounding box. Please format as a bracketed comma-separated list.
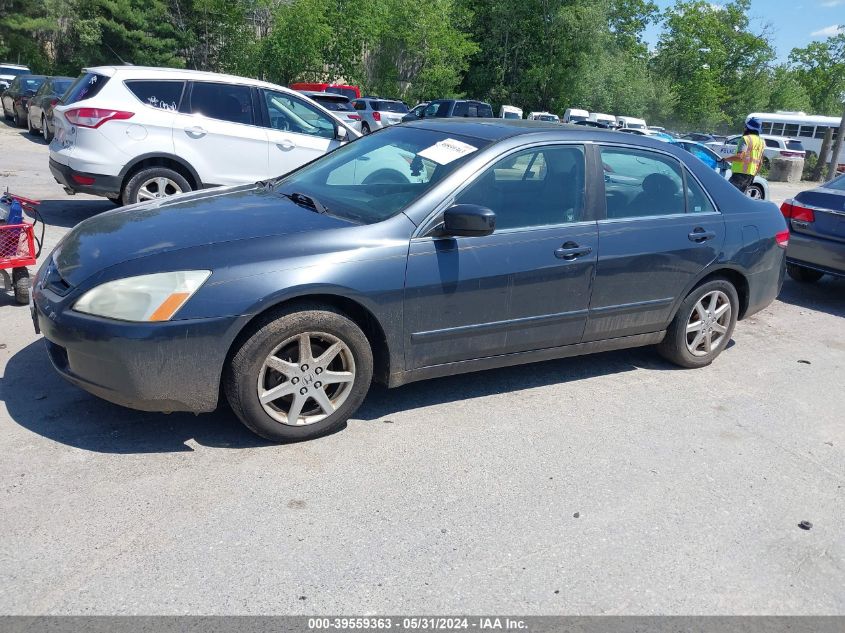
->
[722, 117, 765, 193]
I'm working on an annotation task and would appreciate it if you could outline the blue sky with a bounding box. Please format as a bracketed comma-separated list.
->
[642, 0, 845, 62]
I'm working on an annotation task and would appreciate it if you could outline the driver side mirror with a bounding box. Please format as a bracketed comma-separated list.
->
[441, 204, 496, 237]
[335, 126, 348, 141]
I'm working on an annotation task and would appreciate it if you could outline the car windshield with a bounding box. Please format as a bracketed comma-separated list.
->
[273, 126, 489, 224]
[538, 115, 558, 121]
[22, 77, 45, 91]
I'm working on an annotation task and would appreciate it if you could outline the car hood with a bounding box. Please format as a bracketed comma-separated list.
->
[53, 185, 354, 287]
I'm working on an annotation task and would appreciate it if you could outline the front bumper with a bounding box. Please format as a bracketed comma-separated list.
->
[49, 158, 122, 198]
[34, 284, 245, 413]
[787, 231, 845, 278]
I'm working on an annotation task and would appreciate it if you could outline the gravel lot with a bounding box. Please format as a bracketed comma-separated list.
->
[1, 119, 843, 615]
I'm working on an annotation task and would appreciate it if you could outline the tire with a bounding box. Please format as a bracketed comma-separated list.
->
[27, 112, 37, 135]
[12, 268, 30, 305]
[657, 278, 739, 369]
[787, 264, 824, 283]
[106, 195, 122, 206]
[42, 115, 52, 142]
[122, 166, 191, 205]
[14, 108, 25, 128]
[745, 184, 764, 200]
[361, 122, 371, 135]
[225, 305, 374, 442]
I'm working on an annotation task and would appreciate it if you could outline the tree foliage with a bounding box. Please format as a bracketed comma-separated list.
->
[0, 0, 842, 131]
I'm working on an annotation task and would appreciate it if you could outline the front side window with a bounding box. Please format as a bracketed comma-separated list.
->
[455, 145, 586, 229]
[601, 146, 685, 219]
[125, 80, 185, 112]
[189, 82, 253, 125]
[263, 90, 335, 138]
[273, 126, 489, 224]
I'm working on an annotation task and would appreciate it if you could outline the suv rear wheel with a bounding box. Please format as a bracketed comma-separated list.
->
[122, 166, 191, 205]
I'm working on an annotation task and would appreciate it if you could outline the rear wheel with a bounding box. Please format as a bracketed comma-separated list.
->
[122, 166, 191, 205]
[42, 115, 52, 142]
[745, 183, 764, 200]
[657, 279, 738, 368]
[14, 108, 25, 128]
[27, 112, 37, 135]
[787, 264, 824, 283]
[225, 306, 373, 442]
[12, 268, 30, 305]
[361, 122, 371, 135]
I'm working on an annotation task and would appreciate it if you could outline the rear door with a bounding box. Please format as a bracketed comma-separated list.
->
[171, 81, 267, 186]
[584, 144, 725, 341]
[260, 89, 341, 178]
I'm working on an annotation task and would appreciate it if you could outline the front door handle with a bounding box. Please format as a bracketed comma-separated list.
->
[688, 228, 716, 243]
[554, 242, 593, 260]
[276, 140, 296, 151]
[184, 125, 206, 138]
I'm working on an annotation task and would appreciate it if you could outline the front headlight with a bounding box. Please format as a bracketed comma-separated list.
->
[74, 271, 211, 322]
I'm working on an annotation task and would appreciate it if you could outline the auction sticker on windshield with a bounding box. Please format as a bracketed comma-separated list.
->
[418, 138, 477, 165]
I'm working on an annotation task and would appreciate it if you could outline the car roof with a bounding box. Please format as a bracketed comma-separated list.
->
[82, 66, 303, 95]
[402, 118, 678, 147]
[0, 63, 30, 69]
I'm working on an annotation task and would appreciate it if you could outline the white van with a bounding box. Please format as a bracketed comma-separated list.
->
[617, 115, 647, 130]
[563, 108, 589, 123]
[589, 112, 617, 126]
[527, 111, 560, 122]
[499, 105, 523, 120]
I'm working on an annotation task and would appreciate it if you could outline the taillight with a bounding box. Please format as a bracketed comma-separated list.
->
[780, 150, 803, 158]
[780, 199, 815, 223]
[348, 114, 361, 120]
[775, 230, 789, 249]
[64, 108, 134, 129]
[372, 111, 381, 122]
[71, 173, 95, 185]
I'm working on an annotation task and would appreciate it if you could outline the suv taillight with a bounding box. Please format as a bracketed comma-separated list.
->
[372, 111, 381, 122]
[775, 230, 789, 249]
[64, 108, 134, 129]
[348, 114, 361, 120]
[780, 150, 803, 157]
[780, 199, 815, 223]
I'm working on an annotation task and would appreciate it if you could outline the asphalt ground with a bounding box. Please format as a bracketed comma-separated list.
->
[1, 118, 843, 615]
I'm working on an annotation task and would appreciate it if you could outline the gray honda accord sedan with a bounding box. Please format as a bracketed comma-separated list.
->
[32, 120, 788, 441]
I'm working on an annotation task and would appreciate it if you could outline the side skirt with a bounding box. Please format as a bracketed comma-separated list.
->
[388, 331, 666, 388]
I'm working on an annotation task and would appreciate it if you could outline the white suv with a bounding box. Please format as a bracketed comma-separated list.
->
[49, 67, 359, 205]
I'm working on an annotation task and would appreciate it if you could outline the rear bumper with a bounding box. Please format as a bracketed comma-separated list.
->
[744, 252, 786, 319]
[786, 231, 845, 277]
[49, 157, 122, 198]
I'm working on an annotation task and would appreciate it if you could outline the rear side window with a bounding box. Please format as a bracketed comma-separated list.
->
[189, 82, 254, 125]
[352, 100, 365, 110]
[453, 102, 468, 117]
[125, 80, 185, 112]
[63, 73, 110, 104]
[377, 101, 408, 113]
[314, 97, 353, 112]
[53, 79, 73, 95]
[764, 138, 779, 148]
[477, 103, 493, 117]
[601, 146, 685, 219]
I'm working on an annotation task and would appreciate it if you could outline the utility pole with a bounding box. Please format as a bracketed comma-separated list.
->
[827, 93, 845, 181]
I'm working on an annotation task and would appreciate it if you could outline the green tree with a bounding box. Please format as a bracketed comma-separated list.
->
[788, 32, 845, 115]
[766, 66, 811, 112]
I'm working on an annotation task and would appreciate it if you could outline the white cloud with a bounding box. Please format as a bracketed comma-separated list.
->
[820, 0, 844, 7]
[811, 24, 845, 36]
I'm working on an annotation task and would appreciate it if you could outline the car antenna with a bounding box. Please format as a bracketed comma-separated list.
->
[104, 44, 133, 66]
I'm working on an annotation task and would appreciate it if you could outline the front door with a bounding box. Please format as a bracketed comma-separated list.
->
[584, 145, 725, 341]
[404, 144, 597, 369]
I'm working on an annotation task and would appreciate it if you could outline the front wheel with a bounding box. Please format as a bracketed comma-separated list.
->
[122, 167, 191, 205]
[225, 306, 374, 442]
[42, 115, 53, 142]
[12, 268, 30, 305]
[657, 279, 739, 368]
[787, 264, 824, 283]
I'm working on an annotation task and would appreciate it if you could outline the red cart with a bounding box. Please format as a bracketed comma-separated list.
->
[1, 193, 41, 305]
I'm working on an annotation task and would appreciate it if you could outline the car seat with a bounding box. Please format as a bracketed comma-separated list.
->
[630, 172, 682, 217]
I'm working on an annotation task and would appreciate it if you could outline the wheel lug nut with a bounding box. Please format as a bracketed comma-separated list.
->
[315, 367, 322, 374]
[299, 387, 307, 395]
[315, 381, 322, 388]
[291, 377, 299, 384]
[301, 364, 309, 371]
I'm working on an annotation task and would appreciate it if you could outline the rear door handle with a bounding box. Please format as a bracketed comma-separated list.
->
[184, 126, 206, 138]
[688, 228, 716, 242]
[554, 242, 593, 260]
[276, 140, 296, 151]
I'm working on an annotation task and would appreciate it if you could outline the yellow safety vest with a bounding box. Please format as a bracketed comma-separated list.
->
[731, 134, 765, 176]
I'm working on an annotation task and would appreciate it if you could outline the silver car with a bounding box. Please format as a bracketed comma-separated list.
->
[351, 97, 409, 134]
[299, 91, 363, 133]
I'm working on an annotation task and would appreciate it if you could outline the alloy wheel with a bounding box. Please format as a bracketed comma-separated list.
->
[685, 290, 731, 357]
[42, 116, 48, 141]
[745, 185, 763, 200]
[257, 332, 356, 426]
[136, 176, 183, 202]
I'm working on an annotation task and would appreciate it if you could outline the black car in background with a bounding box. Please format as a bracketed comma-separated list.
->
[26, 76, 73, 141]
[402, 99, 493, 122]
[1, 74, 46, 127]
[780, 173, 845, 282]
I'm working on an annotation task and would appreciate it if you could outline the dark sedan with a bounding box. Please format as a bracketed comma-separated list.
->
[26, 75, 73, 141]
[780, 173, 845, 282]
[1, 74, 46, 127]
[32, 121, 787, 442]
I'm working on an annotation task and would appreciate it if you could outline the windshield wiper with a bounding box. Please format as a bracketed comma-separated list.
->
[278, 191, 330, 214]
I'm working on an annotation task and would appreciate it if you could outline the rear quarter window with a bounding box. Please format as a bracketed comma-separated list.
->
[124, 80, 185, 111]
[63, 73, 110, 104]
